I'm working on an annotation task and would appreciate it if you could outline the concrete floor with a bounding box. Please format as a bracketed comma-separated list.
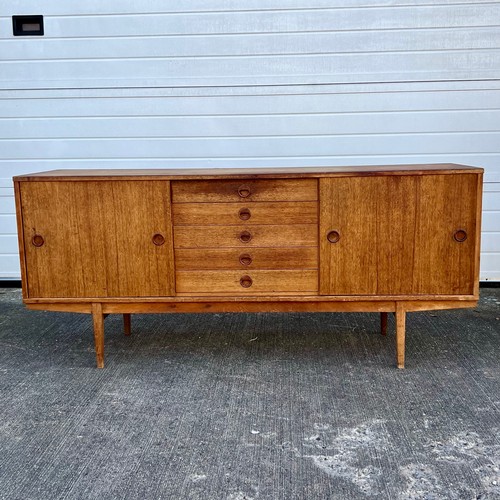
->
[0, 287, 499, 500]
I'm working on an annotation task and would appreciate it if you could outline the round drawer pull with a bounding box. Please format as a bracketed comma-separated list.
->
[238, 208, 251, 221]
[453, 229, 467, 243]
[239, 253, 253, 266]
[32, 234, 44, 247]
[239, 230, 252, 243]
[240, 275, 253, 288]
[237, 185, 251, 198]
[152, 233, 165, 246]
[327, 230, 340, 244]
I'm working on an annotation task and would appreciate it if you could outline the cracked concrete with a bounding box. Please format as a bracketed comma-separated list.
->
[0, 287, 499, 499]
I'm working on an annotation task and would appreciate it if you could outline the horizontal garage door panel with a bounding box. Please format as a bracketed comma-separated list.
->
[2, 5, 499, 38]
[0, 0, 491, 16]
[1, 51, 498, 89]
[1, 28, 498, 61]
[2, 89, 500, 117]
[2, 110, 500, 139]
[2, 134, 500, 159]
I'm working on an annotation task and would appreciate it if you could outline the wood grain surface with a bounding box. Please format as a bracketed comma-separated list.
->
[171, 178, 318, 203]
[176, 270, 318, 294]
[175, 247, 317, 270]
[172, 201, 318, 225]
[20, 181, 175, 298]
[320, 174, 479, 296]
[14, 164, 483, 182]
[412, 174, 478, 295]
[173, 224, 318, 248]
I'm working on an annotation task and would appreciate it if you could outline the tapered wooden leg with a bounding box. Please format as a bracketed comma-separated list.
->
[123, 313, 131, 336]
[380, 312, 388, 336]
[92, 303, 105, 368]
[395, 303, 406, 369]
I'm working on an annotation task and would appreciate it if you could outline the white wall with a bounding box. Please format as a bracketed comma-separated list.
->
[0, 1, 499, 280]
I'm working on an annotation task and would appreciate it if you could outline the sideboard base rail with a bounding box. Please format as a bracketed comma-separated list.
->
[26, 299, 477, 370]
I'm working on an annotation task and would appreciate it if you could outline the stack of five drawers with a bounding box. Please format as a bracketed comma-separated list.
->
[171, 179, 319, 295]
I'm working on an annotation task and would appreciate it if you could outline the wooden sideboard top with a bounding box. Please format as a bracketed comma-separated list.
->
[14, 163, 483, 182]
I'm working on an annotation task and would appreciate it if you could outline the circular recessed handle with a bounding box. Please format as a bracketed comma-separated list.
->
[453, 229, 468, 243]
[152, 233, 165, 246]
[239, 253, 253, 266]
[240, 275, 253, 288]
[32, 234, 44, 247]
[237, 185, 251, 198]
[239, 230, 252, 243]
[327, 230, 340, 244]
[238, 208, 251, 221]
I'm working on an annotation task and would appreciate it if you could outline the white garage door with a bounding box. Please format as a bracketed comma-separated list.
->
[0, 1, 499, 281]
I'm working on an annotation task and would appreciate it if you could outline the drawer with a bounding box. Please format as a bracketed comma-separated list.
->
[172, 201, 318, 226]
[175, 247, 318, 270]
[173, 224, 318, 248]
[176, 270, 318, 294]
[171, 179, 317, 203]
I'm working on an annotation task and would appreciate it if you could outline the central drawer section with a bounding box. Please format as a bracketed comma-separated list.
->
[171, 179, 319, 294]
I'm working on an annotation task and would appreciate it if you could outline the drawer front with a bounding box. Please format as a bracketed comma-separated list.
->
[173, 224, 318, 248]
[172, 201, 318, 226]
[175, 247, 318, 270]
[171, 179, 318, 203]
[176, 270, 318, 294]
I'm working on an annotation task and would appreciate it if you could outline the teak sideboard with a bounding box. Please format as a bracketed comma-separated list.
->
[13, 164, 483, 369]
